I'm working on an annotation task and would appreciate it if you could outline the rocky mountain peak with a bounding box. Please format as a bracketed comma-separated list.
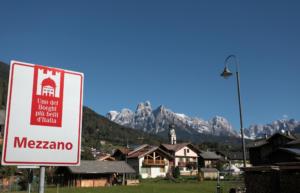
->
[106, 111, 119, 121]
[106, 101, 300, 140]
[107, 101, 238, 138]
[135, 101, 153, 118]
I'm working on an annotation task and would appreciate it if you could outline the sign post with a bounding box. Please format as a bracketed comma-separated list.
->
[1, 61, 84, 192]
[39, 167, 45, 193]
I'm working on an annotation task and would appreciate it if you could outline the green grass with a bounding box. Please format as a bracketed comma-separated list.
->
[13, 180, 242, 193]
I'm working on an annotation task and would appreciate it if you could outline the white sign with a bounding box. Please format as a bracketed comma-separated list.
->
[1, 61, 84, 166]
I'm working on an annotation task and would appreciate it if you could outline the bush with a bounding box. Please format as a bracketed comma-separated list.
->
[172, 167, 180, 178]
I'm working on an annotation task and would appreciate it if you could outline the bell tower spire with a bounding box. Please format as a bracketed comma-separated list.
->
[169, 124, 177, 145]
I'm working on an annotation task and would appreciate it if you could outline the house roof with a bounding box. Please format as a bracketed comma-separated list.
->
[247, 139, 268, 148]
[127, 145, 173, 159]
[67, 160, 135, 174]
[160, 143, 190, 152]
[247, 132, 296, 149]
[127, 146, 157, 158]
[279, 148, 300, 156]
[113, 147, 131, 155]
[287, 139, 300, 146]
[160, 143, 199, 153]
[267, 132, 295, 141]
[199, 151, 221, 160]
[127, 144, 150, 156]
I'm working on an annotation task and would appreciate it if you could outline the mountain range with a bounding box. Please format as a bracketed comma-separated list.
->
[107, 101, 300, 140]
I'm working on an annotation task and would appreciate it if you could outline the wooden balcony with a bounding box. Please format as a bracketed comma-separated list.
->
[143, 159, 166, 166]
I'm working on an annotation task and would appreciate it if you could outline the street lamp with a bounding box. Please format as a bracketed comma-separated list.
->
[220, 54, 247, 168]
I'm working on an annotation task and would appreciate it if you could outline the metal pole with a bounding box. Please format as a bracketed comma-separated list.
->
[28, 183, 31, 193]
[39, 166, 45, 193]
[122, 173, 125, 185]
[236, 71, 247, 168]
[56, 184, 59, 193]
[216, 171, 221, 193]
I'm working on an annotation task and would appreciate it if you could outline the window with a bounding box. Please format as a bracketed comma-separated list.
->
[187, 149, 190, 153]
[160, 167, 165, 173]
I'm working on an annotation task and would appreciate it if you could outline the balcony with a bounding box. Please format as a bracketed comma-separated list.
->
[143, 159, 166, 166]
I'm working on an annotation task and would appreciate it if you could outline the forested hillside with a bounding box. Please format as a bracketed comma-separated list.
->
[0, 61, 9, 109]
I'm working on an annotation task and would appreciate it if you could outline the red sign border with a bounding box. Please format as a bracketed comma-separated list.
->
[2, 61, 83, 166]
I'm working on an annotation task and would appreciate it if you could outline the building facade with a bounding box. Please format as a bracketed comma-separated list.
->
[55, 160, 135, 187]
[160, 143, 199, 175]
[126, 145, 173, 179]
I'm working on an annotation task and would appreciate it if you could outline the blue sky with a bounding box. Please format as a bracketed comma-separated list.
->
[0, 0, 299, 130]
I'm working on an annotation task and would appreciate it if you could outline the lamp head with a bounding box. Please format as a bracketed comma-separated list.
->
[220, 66, 233, 78]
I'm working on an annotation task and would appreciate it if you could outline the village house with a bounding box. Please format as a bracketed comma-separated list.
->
[248, 132, 296, 166]
[112, 147, 132, 161]
[159, 125, 199, 175]
[126, 144, 173, 179]
[216, 151, 251, 168]
[243, 132, 300, 193]
[198, 150, 223, 180]
[198, 150, 222, 168]
[55, 160, 136, 187]
[269, 147, 300, 163]
[285, 137, 300, 148]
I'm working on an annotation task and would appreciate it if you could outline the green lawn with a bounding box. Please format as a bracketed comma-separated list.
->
[14, 180, 242, 193]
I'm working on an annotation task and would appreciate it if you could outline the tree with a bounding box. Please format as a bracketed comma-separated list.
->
[81, 147, 95, 160]
[0, 144, 18, 180]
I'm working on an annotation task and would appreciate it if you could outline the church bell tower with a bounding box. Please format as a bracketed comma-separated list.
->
[169, 124, 177, 145]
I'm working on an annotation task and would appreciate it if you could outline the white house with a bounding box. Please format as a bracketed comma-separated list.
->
[159, 125, 199, 175]
[126, 144, 174, 179]
[160, 143, 199, 175]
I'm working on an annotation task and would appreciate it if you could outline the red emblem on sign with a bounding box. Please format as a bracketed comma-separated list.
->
[30, 66, 64, 127]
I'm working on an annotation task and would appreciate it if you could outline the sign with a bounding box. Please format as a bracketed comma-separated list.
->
[1, 61, 83, 166]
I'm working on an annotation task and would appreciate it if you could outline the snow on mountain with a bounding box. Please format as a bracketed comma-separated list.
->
[106, 111, 119, 121]
[210, 116, 238, 136]
[106, 101, 300, 140]
[106, 101, 238, 137]
[244, 119, 300, 139]
[111, 108, 134, 126]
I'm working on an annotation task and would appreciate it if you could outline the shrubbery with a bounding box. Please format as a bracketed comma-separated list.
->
[172, 166, 180, 178]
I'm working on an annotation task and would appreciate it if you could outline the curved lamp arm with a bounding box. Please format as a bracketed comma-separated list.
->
[224, 54, 239, 72]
